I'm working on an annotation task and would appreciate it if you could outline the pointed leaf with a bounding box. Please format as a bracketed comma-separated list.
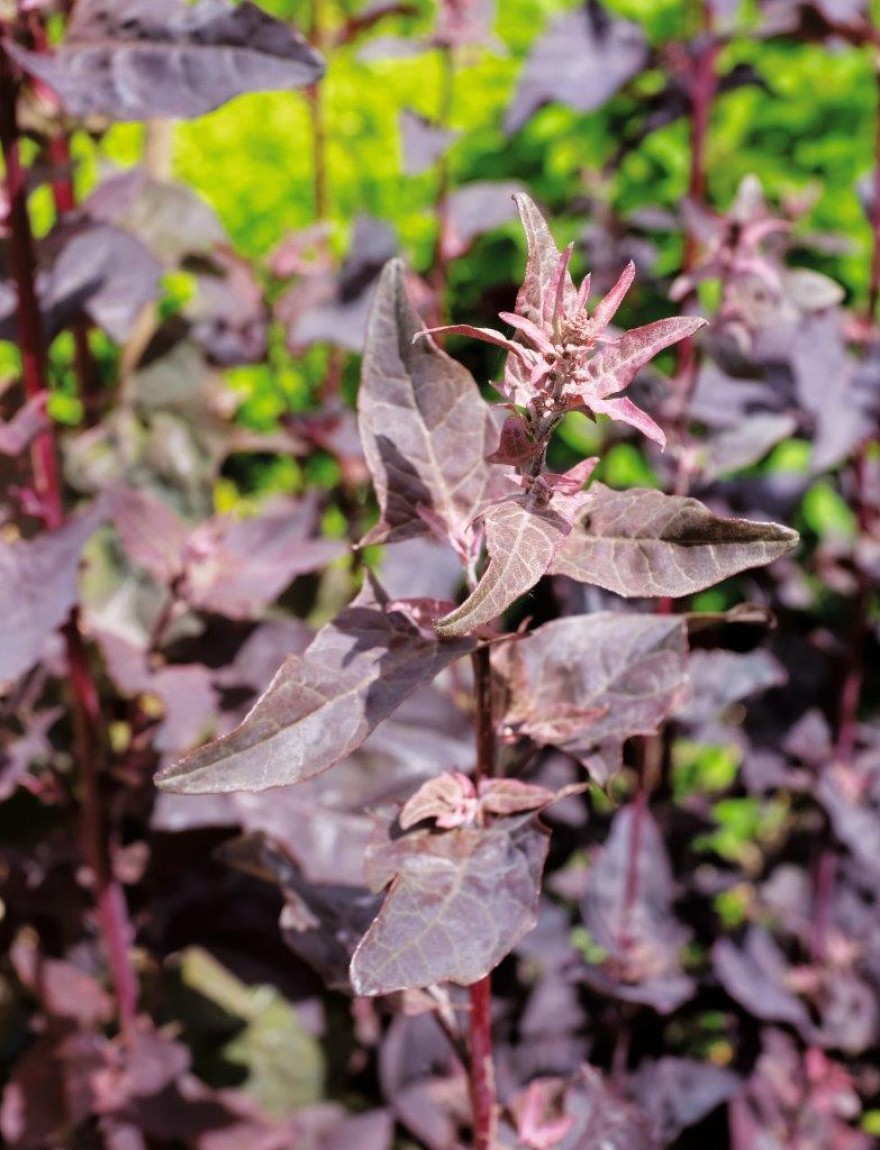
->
[505, 613, 688, 782]
[7, 0, 325, 122]
[155, 577, 476, 793]
[584, 317, 707, 400]
[0, 395, 49, 456]
[512, 193, 577, 327]
[350, 814, 549, 995]
[551, 484, 799, 598]
[358, 259, 506, 548]
[436, 499, 571, 637]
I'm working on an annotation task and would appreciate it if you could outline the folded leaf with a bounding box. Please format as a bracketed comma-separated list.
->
[358, 259, 506, 550]
[155, 577, 476, 794]
[551, 483, 799, 597]
[436, 498, 571, 637]
[350, 814, 549, 995]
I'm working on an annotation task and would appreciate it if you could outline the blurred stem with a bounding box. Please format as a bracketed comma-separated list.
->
[0, 44, 138, 1035]
[428, 45, 456, 328]
[307, 0, 345, 396]
[673, 0, 718, 477]
[468, 643, 497, 1148]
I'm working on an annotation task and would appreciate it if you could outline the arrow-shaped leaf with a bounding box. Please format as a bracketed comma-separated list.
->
[551, 484, 798, 598]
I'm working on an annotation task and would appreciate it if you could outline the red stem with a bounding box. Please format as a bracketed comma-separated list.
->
[468, 974, 496, 1150]
[0, 44, 138, 1033]
[469, 643, 498, 1148]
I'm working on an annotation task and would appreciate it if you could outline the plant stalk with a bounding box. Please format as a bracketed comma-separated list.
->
[0, 45, 138, 1033]
[469, 645, 498, 1148]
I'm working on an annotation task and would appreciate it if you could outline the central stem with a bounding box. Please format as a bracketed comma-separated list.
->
[469, 645, 497, 1149]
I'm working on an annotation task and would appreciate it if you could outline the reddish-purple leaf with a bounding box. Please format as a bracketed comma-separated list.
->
[358, 259, 508, 550]
[505, 8, 649, 134]
[436, 499, 571, 637]
[7, 0, 325, 122]
[442, 180, 526, 259]
[504, 613, 688, 782]
[512, 192, 579, 331]
[155, 577, 476, 793]
[0, 505, 102, 690]
[350, 814, 549, 995]
[581, 316, 707, 406]
[551, 483, 799, 597]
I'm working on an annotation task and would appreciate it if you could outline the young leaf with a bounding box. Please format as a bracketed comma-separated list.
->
[435, 499, 571, 638]
[155, 577, 476, 794]
[358, 259, 506, 550]
[7, 0, 325, 122]
[551, 483, 799, 597]
[350, 814, 549, 995]
[505, 613, 689, 782]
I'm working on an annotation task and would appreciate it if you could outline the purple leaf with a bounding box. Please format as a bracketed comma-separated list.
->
[629, 1058, 740, 1144]
[0, 504, 102, 691]
[580, 803, 695, 1013]
[350, 813, 549, 995]
[180, 496, 345, 619]
[436, 499, 572, 638]
[400, 110, 460, 175]
[580, 315, 707, 410]
[674, 648, 787, 724]
[512, 192, 579, 332]
[714, 929, 813, 1031]
[7, 0, 324, 122]
[84, 166, 227, 265]
[155, 576, 476, 793]
[442, 180, 526, 259]
[504, 613, 688, 783]
[551, 483, 799, 598]
[505, 8, 649, 134]
[358, 259, 507, 549]
[697, 413, 799, 482]
[222, 833, 381, 990]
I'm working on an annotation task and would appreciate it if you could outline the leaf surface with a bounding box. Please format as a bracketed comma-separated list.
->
[551, 483, 798, 597]
[505, 613, 688, 781]
[7, 0, 324, 122]
[358, 259, 505, 548]
[0, 506, 102, 691]
[436, 499, 570, 637]
[155, 577, 475, 793]
[350, 815, 549, 995]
